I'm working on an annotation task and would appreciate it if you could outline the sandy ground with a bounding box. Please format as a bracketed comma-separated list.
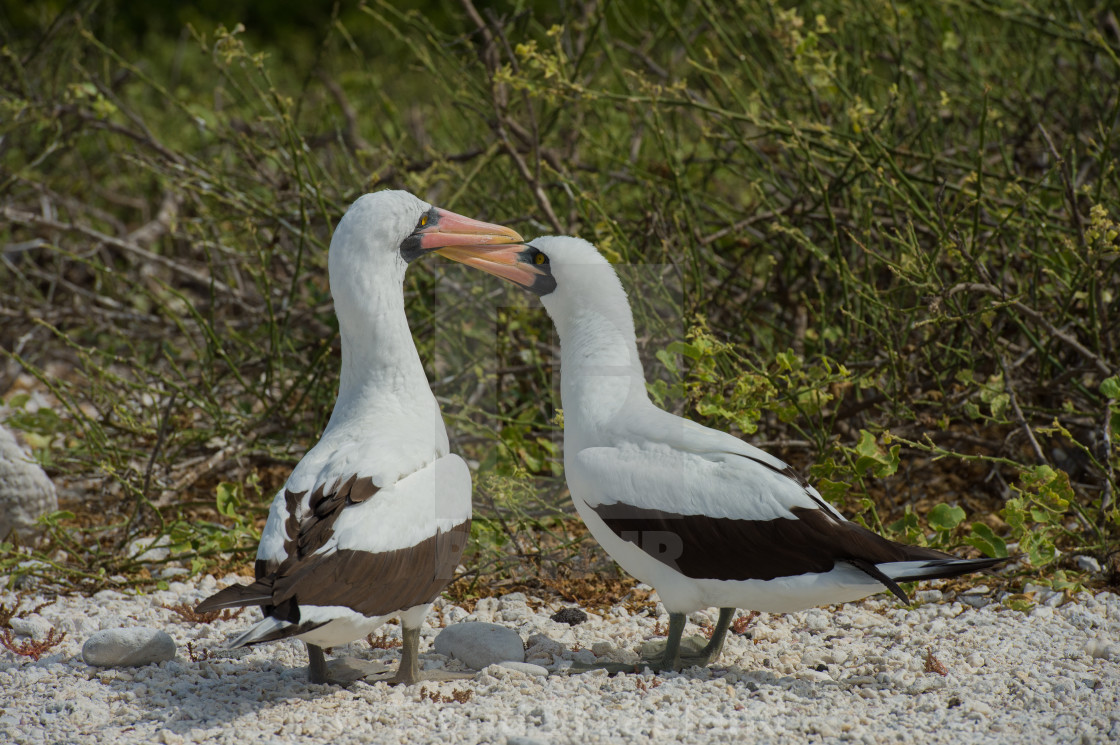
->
[2, 574, 1118, 744]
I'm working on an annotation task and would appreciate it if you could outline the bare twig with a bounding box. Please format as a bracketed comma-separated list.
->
[127, 192, 180, 247]
[1036, 123, 1085, 245]
[318, 71, 372, 154]
[948, 282, 1112, 376]
[996, 353, 1047, 464]
[0, 206, 253, 308]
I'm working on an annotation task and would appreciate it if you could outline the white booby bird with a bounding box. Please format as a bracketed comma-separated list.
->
[196, 190, 522, 685]
[435, 235, 1006, 672]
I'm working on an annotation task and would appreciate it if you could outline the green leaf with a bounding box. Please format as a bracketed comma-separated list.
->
[1101, 375, 1120, 399]
[38, 510, 76, 526]
[215, 482, 241, 519]
[774, 350, 801, 371]
[666, 340, 701, 360]
[655, 349, 679, 376]
[852, 430, 900, 478]
[965, 522, 1008, 558]
[927, 503, 966, 532]
[887, 507, 923, 545]
[6, 393, 30, 408]
[988, 392, 1010, 419]
[814, 477, 849, 503]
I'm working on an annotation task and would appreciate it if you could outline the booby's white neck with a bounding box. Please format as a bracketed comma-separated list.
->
[542, 261, 651, 447]
[323, 262, 444, 452]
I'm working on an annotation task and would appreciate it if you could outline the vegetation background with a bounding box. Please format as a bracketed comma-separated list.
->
[1, 0, 1118, 608]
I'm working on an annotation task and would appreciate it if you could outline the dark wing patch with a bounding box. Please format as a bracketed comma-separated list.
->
[592, 501, 951, 583]
[283, 475, 380, 567]
[269, 519, 472, 618]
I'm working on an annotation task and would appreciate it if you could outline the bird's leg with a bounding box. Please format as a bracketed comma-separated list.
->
[393, 625, 422, 685]
[655, 612, 687, 672]
[637, 609, 735, 671]
[307, 643, 329, 684]
[359, 624, 474, 685]
[685, 607, 734, 667]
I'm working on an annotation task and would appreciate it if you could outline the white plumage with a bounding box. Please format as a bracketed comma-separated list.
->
[197, 190, 522, 684]
[436, 234, 1005, 672]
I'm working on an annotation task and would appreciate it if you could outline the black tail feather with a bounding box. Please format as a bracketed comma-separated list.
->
[195, 580, 273, 613]
[890, 556, 1009, 583]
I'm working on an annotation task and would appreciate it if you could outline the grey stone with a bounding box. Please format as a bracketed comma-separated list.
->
[1083, 639, 1118, 661]
[507, 737, 548, 745]
[433, 622, 525, 670]
[82, 627, 177, 667]
[497, 661, 549, 677]
[0, 424, 58, 542]
[9, 614, 51, 640]
[1075, 555, 1102, 573]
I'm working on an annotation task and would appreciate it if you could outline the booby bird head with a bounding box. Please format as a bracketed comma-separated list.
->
[431, 234, 632, 315]
[328, 190, 524, 280]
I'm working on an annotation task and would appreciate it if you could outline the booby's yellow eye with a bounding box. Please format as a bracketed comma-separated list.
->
[419, 214, 428, 227]
[534, 253, 546, 265]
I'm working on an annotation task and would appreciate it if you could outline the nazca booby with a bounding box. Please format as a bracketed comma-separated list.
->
[434, 235, 1006, 672]
[196, 190, 522, 684]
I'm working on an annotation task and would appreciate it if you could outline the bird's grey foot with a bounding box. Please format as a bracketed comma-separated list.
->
[323, 657, 392, 685]
[638, 635, 713, 670]
[354, 625, 472, 685]
[361, 667, 477, 685]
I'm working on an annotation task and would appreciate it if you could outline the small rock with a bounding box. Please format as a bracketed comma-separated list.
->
[590, 641, 614, 657]
[507, 736, 548, 745]
[571, 649, 597, 665]
[497, 661, 549, 677]
[501, 606, 532, 623]
[526, 633, 564, 654]
[1074, 555, 1101, 573]
[126, 535, 172, 564]
[441, 605, 469, 625]
[467, 597, 500, 623]
[964, 700, 993, 719]
[550, 607, 587, 626]
[83, 627, 176, 667]
[960, 595, 989, 609]
[9, 614, 52, 640]
[0, 424, 58, 542]
[1083, 639, 1118, 660]
[433, 622, 525, 670]
[915, 590, 943, 603]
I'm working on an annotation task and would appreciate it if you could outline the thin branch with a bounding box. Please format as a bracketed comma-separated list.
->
[996, 353, 1047, 465]
[948, 282, 1112, 376]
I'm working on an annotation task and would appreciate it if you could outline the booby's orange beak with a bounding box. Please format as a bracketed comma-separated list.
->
[402, 207, 523, 262]
[431, 243, 533, 286]
[414, 208, 523, 250]
[406, 207, 557, 295]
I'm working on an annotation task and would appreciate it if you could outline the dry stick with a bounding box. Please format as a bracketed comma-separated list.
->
[460, 0, 564, 234]
[1103, 399, 1116, 513]
[995, 352, 1047, 465]
[1036, 124, 1085, 245]
[1036, 123, 1110, 359]
[127, 192, 180, 247]
[124, 389, 179, 547]
[318, 71, 372, 155]
[1, 207, 252, 308]
[948, 282, 1113, 377]
[484, 7, 547, 203]
[153, 441, 248, 508]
